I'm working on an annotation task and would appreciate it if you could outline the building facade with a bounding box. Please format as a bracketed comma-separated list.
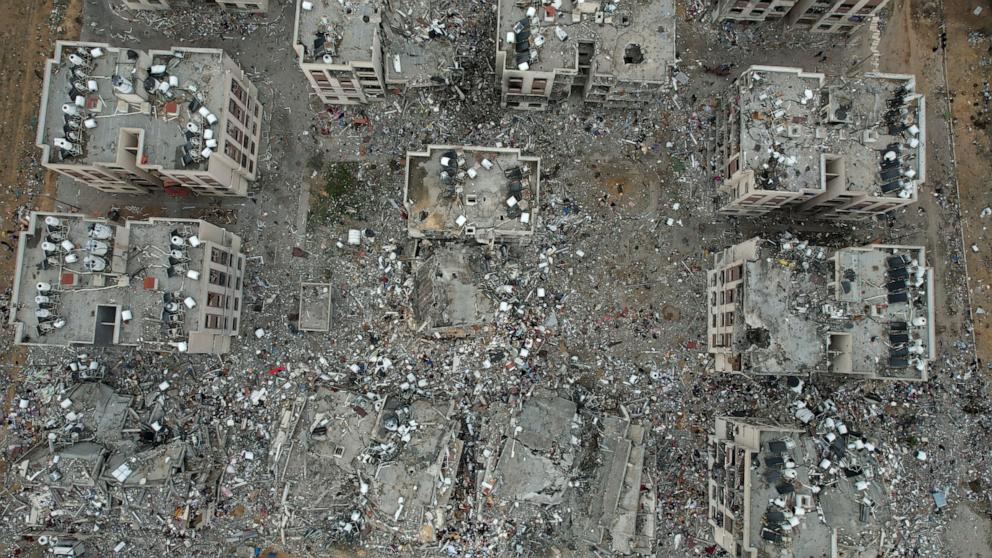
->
[706, 236, 935, 380]
[37, 42, 263, 197]
[715, 66, 925, 219]
[495, 0, 676, 110]
[714, 0, 889, 33]
[10, 212, 246, 354]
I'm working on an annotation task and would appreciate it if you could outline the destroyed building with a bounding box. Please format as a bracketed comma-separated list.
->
[707, 417, 888, 558]
[10, 212, 246, 354]
[292, 0, 460, 105]
[715, 66, 925, 219]
[713, 0, 889, 34]
[37, 42, 263, 196]
[121, 0, 269, 12]
[298, 282, 333, 332]
[13, 380, 215, 544]
[404, 145, 540, 244]
[271, 389, 462, 545]
[706, 236, 935, 380]
[495, 0, 676, 110]
[410, 243, 494, 337]
[474, 389, 656, 555]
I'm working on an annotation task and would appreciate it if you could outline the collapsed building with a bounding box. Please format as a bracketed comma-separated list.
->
[121, 0, 268, 12]
[713, 0, 889, 34]
[473, 389, 656, 555]
[706, 236, 935, 380]
[409, 243, 495, 337]
[37, 41, 263, 196]
[292, 0, 461, 105]
[13, 379, 219, 550]
[707, 417, 888, 558]
[714, 66, 925, 219]
[10, 212, 246, 354]
[270, 389, 463, 545]
[495, 0, 676, 110]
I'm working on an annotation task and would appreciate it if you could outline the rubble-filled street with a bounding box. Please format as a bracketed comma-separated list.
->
[0, 0, 991, 556]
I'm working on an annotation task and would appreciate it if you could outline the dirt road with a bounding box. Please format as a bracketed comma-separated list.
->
[0, 0, 80, 474]
[943, 0, 992, 365]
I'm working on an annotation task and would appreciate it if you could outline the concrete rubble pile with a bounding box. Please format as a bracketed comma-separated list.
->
[1, 0, 991, 557]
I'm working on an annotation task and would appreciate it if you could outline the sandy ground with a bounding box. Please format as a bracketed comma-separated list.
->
[0, 0, 80, 477]
[944, 0, 992, 366]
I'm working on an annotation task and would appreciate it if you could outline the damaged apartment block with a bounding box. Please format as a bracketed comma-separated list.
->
[708, 417, 888, 558]
[292, 0, 461, 105]
[14, 379, 218, 544]
[706, 236, 936, 380]
[713, 0, 889, 34]
[715, 66, 925, 219]
[270, 389, 463, 544]
[10, 212, 246, 354]
[37, 42, 263, 196]
[403, 145, 540, 337]
[496, 0, 676, 110]
[474, 389, 656, 555]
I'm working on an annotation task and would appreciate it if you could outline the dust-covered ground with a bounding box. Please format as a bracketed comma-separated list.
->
[0, 0, 990, 556]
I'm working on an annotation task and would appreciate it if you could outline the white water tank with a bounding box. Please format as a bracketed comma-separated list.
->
[36, 282, 52, 293]
[88, 223, 113, 239]
[83, 255, 107, 272]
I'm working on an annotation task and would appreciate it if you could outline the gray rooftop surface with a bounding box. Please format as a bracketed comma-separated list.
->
[42, 44, 228, 170]
[13, 214, 208, 348]
[735, 240, 932, 379]
[734, 67, 923, 197]
[295, 0, 458, 85]
[406, 146, 539, 239]
[498, 0, 676, 80]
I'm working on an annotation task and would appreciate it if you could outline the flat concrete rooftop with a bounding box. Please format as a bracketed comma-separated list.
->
[746, 430, 830, 557]
[296, 0, 382, 63]
[733, 67, 924, 198]
[11, 213, 212, 350]
[735, 239, 933, 380]
[40, 43, 229, 171]
[497, 0, 676, 81]
[295, 0, 458, 86]
[405, 145, 540, 242]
